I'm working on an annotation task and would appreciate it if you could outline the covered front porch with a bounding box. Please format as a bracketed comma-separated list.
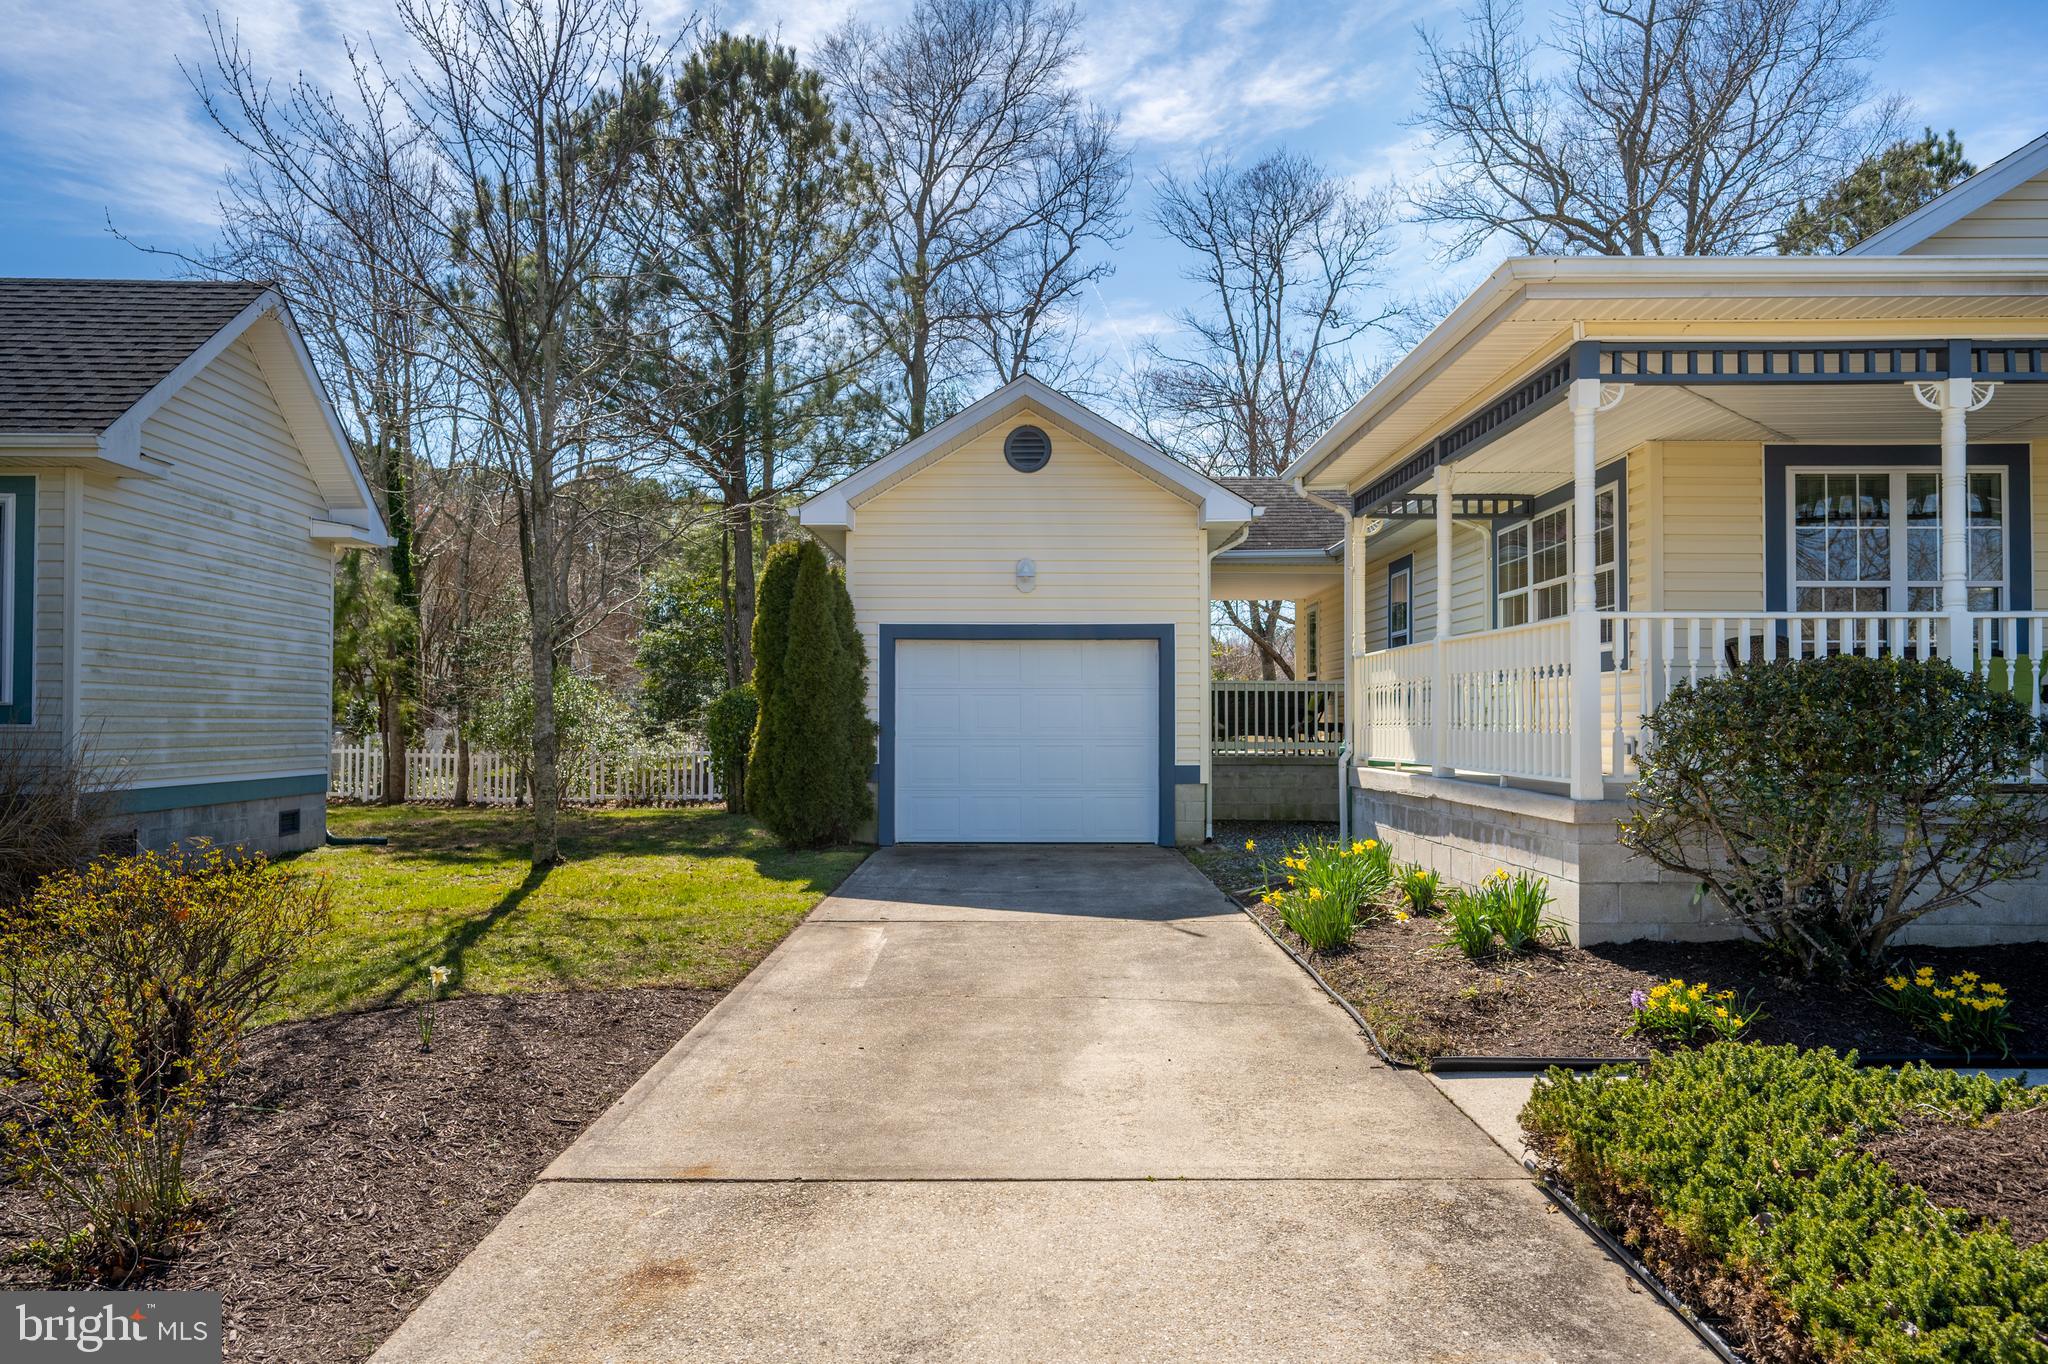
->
[1344, 336, 2048, 800]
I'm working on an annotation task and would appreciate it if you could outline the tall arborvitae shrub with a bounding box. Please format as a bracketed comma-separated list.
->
[749, 540, 874, 846]
[745, 543, 804, 830]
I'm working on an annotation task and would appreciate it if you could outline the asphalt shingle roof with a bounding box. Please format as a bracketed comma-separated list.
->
[1216, 476, 1344, 554]
[0, 278, 270, 435]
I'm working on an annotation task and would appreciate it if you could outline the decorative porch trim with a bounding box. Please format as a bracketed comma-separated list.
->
[1362, 493, 1534, 521]
[1761, 444, 2032, 614]
[1355, 337, 2048, 518]
[875, 623, 1178, 848]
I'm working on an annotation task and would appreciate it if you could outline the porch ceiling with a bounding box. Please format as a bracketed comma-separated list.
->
[1421, 380, 2048, 497]
[1295, 256, 2048, 496]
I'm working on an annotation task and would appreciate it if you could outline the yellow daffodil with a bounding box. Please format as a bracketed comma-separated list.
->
[1939, 1011, 1954, 1023]
[1244, 838, 1257, 852]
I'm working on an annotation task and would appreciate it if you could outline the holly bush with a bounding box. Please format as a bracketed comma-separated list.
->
[1619, 655, 2048, 979]
[1524, 1045, 2048, 1364]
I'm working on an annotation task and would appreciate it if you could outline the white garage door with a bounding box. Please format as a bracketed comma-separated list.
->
[895, 637, 1159, 843]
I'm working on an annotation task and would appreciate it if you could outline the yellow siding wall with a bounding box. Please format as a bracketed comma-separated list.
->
[845, 403, 1207, 767]
[1293, 584, 1344, 680]
[1356, 524, 1491, 652]
[1907, 168, 2048, 256]
[2035, 443, 2048, 609]
[1656, 442, 1765, 610]
[83, 338, 335, 787]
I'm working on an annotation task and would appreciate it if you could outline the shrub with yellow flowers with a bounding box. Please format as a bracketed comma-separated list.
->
[1624, 977, 1762, 1045]
[1258, 837, 1395, 952]
[0, 846, 330, 1279]
[1878, 965, 2017, 1059]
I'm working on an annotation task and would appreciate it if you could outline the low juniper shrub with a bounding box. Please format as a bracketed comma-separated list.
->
[1523, 1045, 2048, 1364]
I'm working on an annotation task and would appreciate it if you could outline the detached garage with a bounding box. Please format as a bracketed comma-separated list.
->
[798, 378, 1256, 846]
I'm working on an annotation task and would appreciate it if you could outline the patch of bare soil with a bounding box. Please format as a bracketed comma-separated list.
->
[0, 987, 720, 1362]
[1868, 1105, 2048, 1249]
[1225, 883, 2048, 1063]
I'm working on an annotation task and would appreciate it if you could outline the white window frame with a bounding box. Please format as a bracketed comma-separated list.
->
[1387, 565, 1411, 648]
[1495, 488, 1618, 633]
[1785, 465, 2008, 614]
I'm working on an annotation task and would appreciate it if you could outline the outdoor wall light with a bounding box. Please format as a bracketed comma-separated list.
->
[1015, 558, 1037, 593]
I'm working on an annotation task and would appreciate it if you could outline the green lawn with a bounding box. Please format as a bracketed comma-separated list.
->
[271, 804, 868, 1022]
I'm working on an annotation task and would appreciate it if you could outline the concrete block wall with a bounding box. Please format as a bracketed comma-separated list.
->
[1211, 756, 1339, 822]
[124, 793, 328, 858]
[1174, 782, 1207, 845]
[1348, 767, 2048, 947]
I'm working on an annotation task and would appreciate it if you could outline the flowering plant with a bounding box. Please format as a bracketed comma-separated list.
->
[1396, 865, 1440, 917]
[1258, 837, 1394, 952]
[419, 964, 452, 1053]
[1878, 965, 2016, 1059]
[1625, 978, 1761, 1045]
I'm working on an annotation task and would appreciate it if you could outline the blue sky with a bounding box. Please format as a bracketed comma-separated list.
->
[3, 0, 2046, 383]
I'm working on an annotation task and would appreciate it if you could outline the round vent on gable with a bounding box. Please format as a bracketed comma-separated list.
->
[1004, 424, 1051, 473]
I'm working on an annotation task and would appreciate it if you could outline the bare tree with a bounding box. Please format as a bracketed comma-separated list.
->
[820, 0, 1128, 436]
[1138, 151, 1400, 678]
[197, 0, 678, 865]
[1412, 0, 1897, 257]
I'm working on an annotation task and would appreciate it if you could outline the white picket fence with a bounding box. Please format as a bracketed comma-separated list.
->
[331, 739, 721, 805]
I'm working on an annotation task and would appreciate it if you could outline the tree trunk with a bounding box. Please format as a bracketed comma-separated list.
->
[522, 468, 564, 866]
[730, 496, 758, 684]
[454, 729, 470, 806]
[378, 687, 408, 804]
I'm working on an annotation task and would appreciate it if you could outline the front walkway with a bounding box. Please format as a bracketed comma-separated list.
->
[371, 845, 1708, 1362]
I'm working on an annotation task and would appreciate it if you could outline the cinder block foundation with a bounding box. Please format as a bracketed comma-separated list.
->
[1347, 766, 2048, 947]
[1211, 756, 1340, 822]
[122, 793, 328, 859]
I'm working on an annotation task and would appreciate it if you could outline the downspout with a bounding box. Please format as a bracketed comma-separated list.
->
[1203, 522, 1254, 842]
[1298, 487, 1354, 842]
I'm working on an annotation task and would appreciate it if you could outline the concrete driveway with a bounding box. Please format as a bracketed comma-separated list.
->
[372, 845, 1709, 1363]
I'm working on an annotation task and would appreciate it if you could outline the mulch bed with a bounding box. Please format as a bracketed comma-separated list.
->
[0, 987, 721, 1363]
[1868, 1105, 2048, 1249]
[1199, 822, 2048, 1063]
[1244, 899, 2048, 1063]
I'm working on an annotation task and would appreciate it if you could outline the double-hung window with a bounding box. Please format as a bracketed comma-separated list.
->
[1496, 487, 1618, 635]
[1790, 468, 2006, 612]
[1387, 564, 1411, 647]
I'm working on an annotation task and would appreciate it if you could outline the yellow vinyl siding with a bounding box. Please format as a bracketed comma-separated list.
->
[1357, 523, 1490, 652]
[81, 338, 334, 788]
[845, 403, 1207, 767]
[1657, 443, 1765, 610]
[1294, 584, 1343, 680]
[1906, 169, 2048, 256]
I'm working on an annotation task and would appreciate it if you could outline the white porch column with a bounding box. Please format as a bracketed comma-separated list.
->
[1913, 374, 1996, 667]
[1567, 379, 1622, 800]
[1431, 464, 1455, 776]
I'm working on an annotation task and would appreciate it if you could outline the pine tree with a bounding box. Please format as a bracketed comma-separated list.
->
[1777, 129, 1975, 255]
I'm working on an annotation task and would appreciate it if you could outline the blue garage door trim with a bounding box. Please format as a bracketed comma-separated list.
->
[879, 623, 1178, 847]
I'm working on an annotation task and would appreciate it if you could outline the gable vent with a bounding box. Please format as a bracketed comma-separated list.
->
[1003, 424, 1051, 473]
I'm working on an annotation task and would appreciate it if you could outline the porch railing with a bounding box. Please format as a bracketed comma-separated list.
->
[1349, 608, 2048, 789]
[1211, 679, 1346, 756]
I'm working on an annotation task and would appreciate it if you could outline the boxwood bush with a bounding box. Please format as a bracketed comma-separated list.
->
[1522, 1044, 2048, 1363]
[1620, 655, 2048, 979]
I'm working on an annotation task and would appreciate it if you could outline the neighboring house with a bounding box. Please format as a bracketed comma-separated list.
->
[0, 279, 390, 854]
[1283, 133, 2048, 946]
